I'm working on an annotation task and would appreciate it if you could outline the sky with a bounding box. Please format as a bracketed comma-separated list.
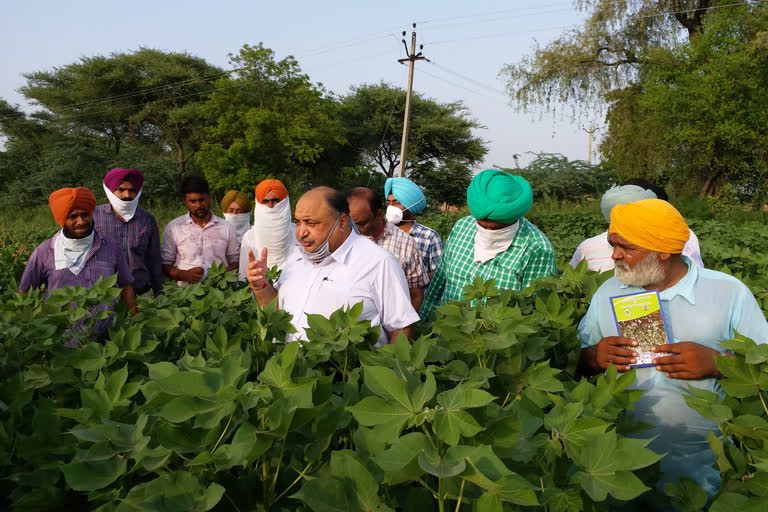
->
[0, 0, 602, 170]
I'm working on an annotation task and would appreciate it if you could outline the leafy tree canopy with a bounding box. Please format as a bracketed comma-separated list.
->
[196, 43, 349, 192]
[338, 82, 488, 179]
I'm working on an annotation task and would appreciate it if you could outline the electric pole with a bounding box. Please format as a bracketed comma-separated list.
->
[583, 127, 599, 164]
[397, 23, 427, 177]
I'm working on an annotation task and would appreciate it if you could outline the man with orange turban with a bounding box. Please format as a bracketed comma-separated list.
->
[20, 187, 136, 335]
[577, 198, 768, 495]
[239, 178, 296, 279]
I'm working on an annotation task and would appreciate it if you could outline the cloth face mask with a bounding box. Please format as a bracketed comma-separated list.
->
[54, 229, 95, 275]
[224, 212, 251, 242]
[474, 221, 519, 264]
[103, 183, 142, 222]
[299, 215, 342, 264]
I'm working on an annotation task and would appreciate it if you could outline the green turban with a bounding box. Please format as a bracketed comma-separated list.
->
[467, 169, 533, 224]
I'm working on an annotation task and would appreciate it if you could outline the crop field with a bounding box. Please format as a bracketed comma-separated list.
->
[0, 205, 767, 511]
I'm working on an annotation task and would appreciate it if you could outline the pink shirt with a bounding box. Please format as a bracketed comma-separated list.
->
[161, 213, 239, 283]
[569, 229, 704, 272]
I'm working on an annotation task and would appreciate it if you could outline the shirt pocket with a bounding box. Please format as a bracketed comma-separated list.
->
[175, 232, 203, 267]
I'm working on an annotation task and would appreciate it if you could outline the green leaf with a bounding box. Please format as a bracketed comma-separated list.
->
[330, 450, 393, 511]
[476, 493, 503, 512]
[542, 488, 583, 512]
[664, 477, 708, 512]
[408, 371, 436, 411]
[717, 356, 763, 398]
[61, 456, 127, 492]
[417, 450, 466, 478]
[373, 433, 429, 474]
[292, 477, 357, 512]
[347, 396, 412, 429]
[495, 474, 539, 506]
[116, 471, 224, 511]
[433, 409, 483, 446]
[363, 365, 414, 412]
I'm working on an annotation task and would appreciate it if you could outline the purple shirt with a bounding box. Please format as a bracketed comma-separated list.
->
[161, 213, 239, 285]
[19, 230, 134, 334]
[93, 204, 163, 295]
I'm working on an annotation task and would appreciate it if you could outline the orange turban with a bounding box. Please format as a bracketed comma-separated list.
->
[48, 187, 97, 227]
[255, 179, 288, 203]
[609, 198, 689, 254]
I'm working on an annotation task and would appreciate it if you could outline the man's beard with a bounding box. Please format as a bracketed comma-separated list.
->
[62, 223, 94, 239]
[614, 251, 666, 287]
[191, 208, 209, 219]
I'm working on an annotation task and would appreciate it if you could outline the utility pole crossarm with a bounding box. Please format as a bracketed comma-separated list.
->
[397, 23, 427, 178]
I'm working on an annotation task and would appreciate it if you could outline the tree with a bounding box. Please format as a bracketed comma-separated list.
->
[338, 83, 488, 178]
[602, 4, 768, 197]
[196, 43, 348, 192]
[501, 1, 712, 112]
[502, 1, 768, 198]
[20, 48, 222, 172]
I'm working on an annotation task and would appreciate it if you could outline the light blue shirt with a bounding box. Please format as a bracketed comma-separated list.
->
[579, 257, 768, 494]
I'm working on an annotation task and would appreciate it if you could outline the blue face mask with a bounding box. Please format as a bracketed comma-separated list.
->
[299, 215, 342, 264]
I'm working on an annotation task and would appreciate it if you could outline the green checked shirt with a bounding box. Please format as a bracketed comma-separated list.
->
[420, 216, 557, 320]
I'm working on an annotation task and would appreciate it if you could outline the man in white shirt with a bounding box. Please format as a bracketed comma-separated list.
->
[245, 187, 419, 345]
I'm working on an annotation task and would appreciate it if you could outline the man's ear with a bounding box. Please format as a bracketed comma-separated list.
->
[658, 251, 672, 263]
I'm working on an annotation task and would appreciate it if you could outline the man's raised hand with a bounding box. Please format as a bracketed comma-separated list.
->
[246, 248, 269, 292]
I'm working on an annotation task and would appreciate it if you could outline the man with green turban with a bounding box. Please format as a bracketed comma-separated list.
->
[420, 169, 556, 320]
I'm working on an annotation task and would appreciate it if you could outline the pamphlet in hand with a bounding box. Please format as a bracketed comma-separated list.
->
[610, 290, 673, 368]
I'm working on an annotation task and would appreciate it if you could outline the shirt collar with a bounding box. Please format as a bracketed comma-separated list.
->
[185, 212, 220, 226]
[617, 256, 698, 305]
[330, 229, 358, 264]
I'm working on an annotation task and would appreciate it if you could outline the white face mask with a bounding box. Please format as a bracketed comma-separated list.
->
[224, 212, 251, 241]
[54, 230, 95, 275]
[385, 205, 404, 224]
[299, 215, 342, 264]
[103, 183, 141, 222]
[474, 221, 519, 264]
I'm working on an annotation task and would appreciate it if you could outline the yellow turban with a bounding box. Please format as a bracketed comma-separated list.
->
[221, 190, 252, 213]
[609, 199, 689, 254]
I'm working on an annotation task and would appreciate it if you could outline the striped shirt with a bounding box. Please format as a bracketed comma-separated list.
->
[161, 213, 240, 285]
[409, 222, 443, 275]
[93, 204, 164, 295]
[420, 216, 557, 320]
[19, 231, 133, 333]
[373, 222, 429, 289]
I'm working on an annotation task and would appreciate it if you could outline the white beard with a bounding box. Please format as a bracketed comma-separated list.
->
[614, 251, 666, 287]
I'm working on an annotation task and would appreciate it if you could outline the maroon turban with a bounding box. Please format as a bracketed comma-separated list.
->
[104, 168, 144, 192]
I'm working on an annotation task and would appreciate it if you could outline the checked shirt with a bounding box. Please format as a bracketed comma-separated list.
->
[420, 216, 557, 320]
[374, 222, 429, 289]
[408, 222, 443, 275]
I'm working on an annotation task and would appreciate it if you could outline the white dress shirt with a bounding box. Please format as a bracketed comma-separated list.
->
[275, 230, 420, 345]
[569, 229, 704, 272]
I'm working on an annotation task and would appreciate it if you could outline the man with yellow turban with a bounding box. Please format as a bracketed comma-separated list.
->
[239, 178, 297, 279]
[221, 190, 252, 244]
[569, 179, 704, 272]
[420, 169, 556, 320]
[19, 187, 136, 334]
[578, 198, 768, 495]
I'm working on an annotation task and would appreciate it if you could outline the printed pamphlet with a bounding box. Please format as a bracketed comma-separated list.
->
[609, 290, 673, 368]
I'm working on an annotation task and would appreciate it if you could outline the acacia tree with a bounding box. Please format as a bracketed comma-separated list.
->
[20, 49, 222, 172]
[339, 82, 487, 178]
